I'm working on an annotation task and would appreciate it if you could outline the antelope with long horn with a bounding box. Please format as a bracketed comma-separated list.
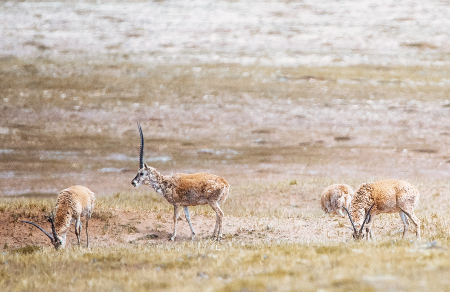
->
[343, 203, 375, 240]
[131, 123, 230, 241]
[22, 185, 95, 249]
[343, 179, 420, 240]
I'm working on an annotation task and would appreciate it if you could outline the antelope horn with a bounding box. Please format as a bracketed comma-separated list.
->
[138, 122, 144, 169]
[359, 203, 375, 234]
[21, 221, 54, 242]
[342, 206, 357, 234]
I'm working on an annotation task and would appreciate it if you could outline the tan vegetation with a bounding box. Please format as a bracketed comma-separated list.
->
[2, 46, 450, 292]
[3, 0, 450, 288]
[2, 177, 450, 291]
[1, 186, 450, 291]
[1, 240, 450, 292]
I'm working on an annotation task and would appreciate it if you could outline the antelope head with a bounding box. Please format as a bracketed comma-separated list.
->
[131, 122, 151, 187]
[21, 213, 65, 249]
[343, 203, 375, 240]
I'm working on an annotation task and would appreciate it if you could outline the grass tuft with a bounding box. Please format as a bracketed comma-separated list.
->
[11, 245, 42, 255]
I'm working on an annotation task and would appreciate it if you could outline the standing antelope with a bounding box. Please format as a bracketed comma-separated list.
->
[320, 184, 354, 217]
[131, 123, 229, 241]
[22, 185, 95, 249]
[343, 179, 420, 240]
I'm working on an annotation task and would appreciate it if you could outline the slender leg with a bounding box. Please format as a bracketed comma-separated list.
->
[85, 216, 90, 248]
[212, 202, 223, 237]
[365, 225, 373, 240]
[365, 214, 374, 240]
[209, 201, 224, 240]
[399, 211, 409, 238]
[170, 205, 179, 241]
[401, 209, 420, 239]
[183, 207, 196, 238]
[213, 213, 219, 237]
[74, 219, 80, 245]
[78, 220, 82, 245]
[365, 227, 370, 239]
[410, 213, 421, 239]
[176, 207, 182, 221]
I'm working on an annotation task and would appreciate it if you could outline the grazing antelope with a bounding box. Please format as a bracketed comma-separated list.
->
[343, 179, 420, 240]
[320, 184, 354, 217]
[21, 185, 95, 249]
[131, 123, 229, 241]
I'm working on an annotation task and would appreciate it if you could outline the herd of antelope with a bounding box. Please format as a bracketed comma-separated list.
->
[320, 180, 420, 240]
[22, 124, 421, 249]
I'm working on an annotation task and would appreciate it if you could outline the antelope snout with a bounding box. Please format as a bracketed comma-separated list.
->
[131, 179, 141, 187]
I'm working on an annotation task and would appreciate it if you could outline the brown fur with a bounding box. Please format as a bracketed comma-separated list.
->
[132, 164, 229, 241]
[320, 184, 353, 217]
[349, 179, 420, 240]
[53, 185, 95, 248]
[22, 185, 95, 249]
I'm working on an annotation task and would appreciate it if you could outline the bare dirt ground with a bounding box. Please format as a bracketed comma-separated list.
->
[2, 203, 415, 249]
[1, 0, 450, 250]
[1, 208, 342, 248]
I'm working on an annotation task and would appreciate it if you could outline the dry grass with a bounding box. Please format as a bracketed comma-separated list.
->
[1, 173, 449, 285]
[3, 176, 450, 291]
[1, 239, 450, 291]
[3, 55, 450, 290]
[3, 1, 450, 289]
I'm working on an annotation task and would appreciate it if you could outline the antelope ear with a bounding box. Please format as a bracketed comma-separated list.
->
[144, 163, 149, 170]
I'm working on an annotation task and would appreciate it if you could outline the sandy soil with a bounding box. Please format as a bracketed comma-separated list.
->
[2, 207, 391, 249]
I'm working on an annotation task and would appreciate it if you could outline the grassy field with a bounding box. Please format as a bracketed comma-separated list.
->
[2, 178, 450, 291]
[2, 240, 450, 292]
[2, 53, 450, 291]
[4, 0, 450, 290]
[2, 187, 450, 292]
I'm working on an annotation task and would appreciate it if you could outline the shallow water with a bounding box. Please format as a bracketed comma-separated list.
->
[1, 0, 450, 66]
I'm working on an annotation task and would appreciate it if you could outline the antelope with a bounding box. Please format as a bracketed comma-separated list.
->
[320, 184, 354, 217]
[343, 179, 420, 240]
[131, 123, 230, 241]
[21, 185, 95, 249]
